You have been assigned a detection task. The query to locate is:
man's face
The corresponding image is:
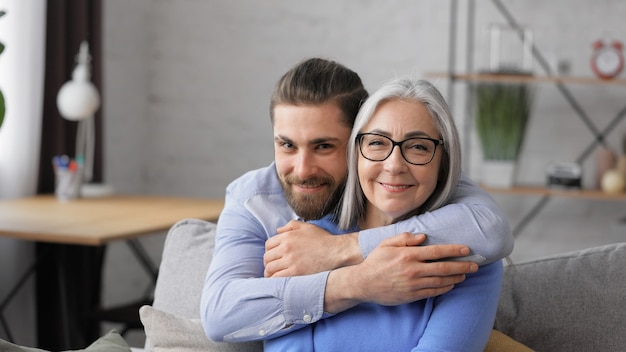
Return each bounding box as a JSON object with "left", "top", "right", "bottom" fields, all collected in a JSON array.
[{"left": 273, "top": 103, "right": 351, "bottom": 220}]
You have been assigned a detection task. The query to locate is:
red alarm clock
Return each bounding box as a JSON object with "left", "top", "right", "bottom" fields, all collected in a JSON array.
[{"left": 591, "top": 39, "right": 624, "bottom": 79}]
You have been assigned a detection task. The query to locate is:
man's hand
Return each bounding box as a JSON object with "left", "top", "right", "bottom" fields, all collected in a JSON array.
[
  {"left": 264, "top": 220, "right": 362, "bottom": 277},
  {"left": 324, "top": 233, "right": 478, "bottom": 314}
]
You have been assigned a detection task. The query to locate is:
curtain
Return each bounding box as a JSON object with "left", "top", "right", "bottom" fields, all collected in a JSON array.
[
  {"left": 36, "top": 1, "right": 104, "bottom": 349},
  {"left": 37, "top": 0, "right": 103, "bottom": 194},
  {"left": 0, "top": 0, "right": 47, "bottom": 346}
]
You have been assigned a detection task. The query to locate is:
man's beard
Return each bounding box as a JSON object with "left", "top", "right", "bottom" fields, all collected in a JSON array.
[{"left": 281, "top": 174, "right": 346, "bottom": 221}]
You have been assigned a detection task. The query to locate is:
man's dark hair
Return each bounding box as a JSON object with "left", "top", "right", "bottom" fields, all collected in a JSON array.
[{"left": 269, "top": 58, "right": 369, "bottom": 128}]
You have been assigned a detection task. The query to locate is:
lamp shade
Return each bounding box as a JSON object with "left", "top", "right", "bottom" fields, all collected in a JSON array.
[{"left": 56, "top": 41, "right": 100, "bottom": 121}]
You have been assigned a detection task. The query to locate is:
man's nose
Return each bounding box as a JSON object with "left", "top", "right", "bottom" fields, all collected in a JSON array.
[{"left": 294, "top": 152, "right": 317, "bottom": 178}]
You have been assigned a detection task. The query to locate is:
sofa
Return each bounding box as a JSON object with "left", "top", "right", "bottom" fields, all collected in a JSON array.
[{"left": 136, "top": 218, "right": 626, "bottom": 352}]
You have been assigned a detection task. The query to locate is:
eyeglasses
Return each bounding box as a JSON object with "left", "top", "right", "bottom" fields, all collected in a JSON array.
[{"left": 357, "top": 133, "right": 444, "bottom": 166}]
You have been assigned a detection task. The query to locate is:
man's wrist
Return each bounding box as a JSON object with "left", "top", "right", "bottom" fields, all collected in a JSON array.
[
  {"left": 335, "top": 232, "right": 363, "bottom": 267},
  {"left": 323, "top": 265, "right": 362, "bottom": 314}
]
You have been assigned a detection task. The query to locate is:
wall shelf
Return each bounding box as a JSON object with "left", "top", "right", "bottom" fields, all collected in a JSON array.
[
  {"left": 426, "top": 72, "right": 626, "bottom": 86},
  {"left": 482, "top": 185, "right": 626, "bottom": 201}
]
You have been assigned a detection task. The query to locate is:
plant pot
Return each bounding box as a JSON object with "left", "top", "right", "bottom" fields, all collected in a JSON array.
[
  {"left": 481, "top": 160, "right": 516, "bottom": 188},
  {"left": 474, "top": 79, "right": 533, "bottom": 168}
]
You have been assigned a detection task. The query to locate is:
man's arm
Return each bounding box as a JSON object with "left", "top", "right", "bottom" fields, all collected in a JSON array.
[
  {"left": 201, "top": 182, "right": 475, "bottom": 342},
  {"left": 360, "top": 175, "right": 512, "bottom": 264},
  {"left": 322, "top": 233, "right": 478, "bottom": 314},
  {"left": 264, "top": 174, "right": 512, "bottom": 277}
]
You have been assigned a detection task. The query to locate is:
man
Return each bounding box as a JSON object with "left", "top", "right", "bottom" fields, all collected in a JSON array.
[{"left": 201, "top": 58, "right": 512, "bottom": 342}]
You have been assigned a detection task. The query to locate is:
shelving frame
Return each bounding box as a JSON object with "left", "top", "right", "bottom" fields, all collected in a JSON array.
[{"left": 439, "top": 0, "right": 626, "bottom": 237}]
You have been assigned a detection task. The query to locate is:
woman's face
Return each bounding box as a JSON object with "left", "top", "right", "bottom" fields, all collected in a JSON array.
[{"left": 358, "top": 99, "right": 442, "bottom": 227}]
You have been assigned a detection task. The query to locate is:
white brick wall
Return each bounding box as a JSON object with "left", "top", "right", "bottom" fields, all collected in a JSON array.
[{"left": 104, "top": 0, "right": 626, "bottom": 196}]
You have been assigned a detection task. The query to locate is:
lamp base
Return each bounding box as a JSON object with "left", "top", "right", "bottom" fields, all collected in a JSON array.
[{"left": 81, "top": 183, "right": 115, "bottom": 198}]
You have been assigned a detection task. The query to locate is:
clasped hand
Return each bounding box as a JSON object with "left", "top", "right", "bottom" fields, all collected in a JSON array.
[{"left": 264, "top": 220, "right": 477, "bottom": 308}]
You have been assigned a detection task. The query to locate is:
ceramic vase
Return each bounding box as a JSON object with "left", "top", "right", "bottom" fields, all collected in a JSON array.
[{"left": 481, "top": 160, "right": 516, "bottom": 188}]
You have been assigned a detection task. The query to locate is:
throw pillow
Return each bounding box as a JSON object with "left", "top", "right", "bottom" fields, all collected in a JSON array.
[
  {"left": 139, "top": 305, "right": 262, "bottom": 352},
  {"left": 0, "top": 330, "right": 131, "bottom": 352},
  {"left": 484, "top": 329, "right": 534, "bottom": 352}
]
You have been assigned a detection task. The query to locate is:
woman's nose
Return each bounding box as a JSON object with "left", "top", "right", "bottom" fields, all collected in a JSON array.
[{"left": 383, "top": 146, "right": 408, "bottom": 174}]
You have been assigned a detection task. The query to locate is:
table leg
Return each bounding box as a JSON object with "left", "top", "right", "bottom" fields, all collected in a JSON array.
[
  {"left": 35, "top": 243, "right": 105, "bottom": 350},
  {"left": 0, "top": 246, "right": 46, "bottom": 342}
]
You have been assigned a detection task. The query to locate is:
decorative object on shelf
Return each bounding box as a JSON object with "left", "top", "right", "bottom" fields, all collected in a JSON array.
[
  {"left": 617, "top": 134, "right": 626, "bottom": 180},
  {"left": 594, "top": 146, "right": 616, "bottom": 190},
  {"left": 487, "top": 24, "right": 533, "bottom": 75},
  {"left": 590, "top": 39, "right": 624, "bottom": 80},
  {"left": 474, "top": 76, "right": 534, "bottom": 188},
  {"left": 0, "top": 10, "right": 6, "bottom": 130},
  {"left": 600, "top": 169, "right": 625, "bottom": 194},
  {"left": 545, "top": 161, "right": 582, "bottom": 189},
  {"left": 56, "top": 41, "right": 101, "bottom": 199}
]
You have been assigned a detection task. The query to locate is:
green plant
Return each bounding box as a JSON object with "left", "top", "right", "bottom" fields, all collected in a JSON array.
[
  {"left": 474, "top": 80, "right": 533, "bottom": 161},
  {"left": 0, "top": 10, "right": 5, "bottom": 130}
]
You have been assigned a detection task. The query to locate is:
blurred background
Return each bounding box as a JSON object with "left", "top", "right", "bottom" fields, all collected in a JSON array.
[{"left": 1, "top": 0, "right": 625, "bottom": 347}]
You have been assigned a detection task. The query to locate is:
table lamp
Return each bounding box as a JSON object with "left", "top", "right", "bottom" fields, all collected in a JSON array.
[{"left": 56, "top": 41, "right": 113, "bottom": 197}]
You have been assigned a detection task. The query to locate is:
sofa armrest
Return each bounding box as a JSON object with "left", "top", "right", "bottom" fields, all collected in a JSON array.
[{"left": 495, "top": 242, "right": 626, "bottom": 351}]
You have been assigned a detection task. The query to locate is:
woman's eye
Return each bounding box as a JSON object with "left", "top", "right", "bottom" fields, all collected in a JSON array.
[{"left": 407, "top": 141, "right": 429, "bottom": 152}]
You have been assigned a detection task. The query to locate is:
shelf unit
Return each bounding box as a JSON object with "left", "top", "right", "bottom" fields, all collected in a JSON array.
[
  {"left": 482, "top": 185, "right": 626, "bottom": 202},
  {"left": 428, "top": 72, "right": 626, "bottom": 87},
  {"left": 439, "top": 0, "right": 626, "bottom": 237}
]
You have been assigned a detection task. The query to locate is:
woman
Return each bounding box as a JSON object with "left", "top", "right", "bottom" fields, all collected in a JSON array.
[{"left": 265, "top": 77, "right": 503, "bottom": 352}]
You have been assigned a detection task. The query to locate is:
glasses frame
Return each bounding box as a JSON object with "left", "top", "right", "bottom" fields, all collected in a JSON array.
[{"left": 356, "top": 132, "right": 444, "bottom": 166}]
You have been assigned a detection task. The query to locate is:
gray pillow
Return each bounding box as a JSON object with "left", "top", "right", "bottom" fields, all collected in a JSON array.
[
  {"left": 495, "top": 242, "right": 626, "bottom": 351},
  {"left": 152, "top": 218, "right": 217, "bottom": 318},
  {"left": 0, "top": 330, "right": 131, "bottom": 352},
  {"left": 139, "top": 305, "right": 262, "bottom": 352}
]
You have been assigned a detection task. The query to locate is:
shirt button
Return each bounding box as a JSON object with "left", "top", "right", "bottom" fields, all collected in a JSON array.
[
  {"left": 259, "top": 329, "right": 266, "bottom": 336},
  {"left": 303, "top": 314, "right": 312, "bottom": 323}
]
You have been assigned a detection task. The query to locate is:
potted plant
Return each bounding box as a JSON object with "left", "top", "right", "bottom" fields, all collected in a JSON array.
[
  {"left": 0, "top": 10, "right": 6, "bottom": 130},
  {"left": 474, "top": 77, "right": 533, "bottom": 187}
]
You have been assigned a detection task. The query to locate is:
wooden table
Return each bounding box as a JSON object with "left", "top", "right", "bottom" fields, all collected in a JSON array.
[
  {"left": 0, "top": 194, "right": 224, "bottom": 245},
  {"left": 0, "top": 194, "right": 224, "bottom": 349}
]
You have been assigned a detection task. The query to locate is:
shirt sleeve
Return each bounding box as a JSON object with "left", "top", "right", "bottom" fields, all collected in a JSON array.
[
  {"left": 411, "top": 260, "right": 504, "bottom": 352},
  {"left": 358, "top": 174, "right": 513, "bottom": 265},
  {"left": 200, "top": 188, "right": 329, "bottom": 342}
]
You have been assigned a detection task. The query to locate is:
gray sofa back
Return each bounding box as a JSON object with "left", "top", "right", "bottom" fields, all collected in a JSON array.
[
  {"left": 495, "top": 242, "right": 626, "bottom": 351},
  {"left": 151, "top": 218, "right": 626, "bottom": 352}
]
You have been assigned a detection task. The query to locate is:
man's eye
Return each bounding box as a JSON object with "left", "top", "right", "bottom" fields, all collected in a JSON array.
[
  {"left": 279, "top": 142, "right": 295, "bottom": 150},
  {"left": 316, "top": 143, "right": 334, "bottom": 150}
]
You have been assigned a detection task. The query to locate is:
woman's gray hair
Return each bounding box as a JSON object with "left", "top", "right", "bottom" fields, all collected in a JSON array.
[{"left": 338, "top": 77, "right": 462, "bottom": 230}]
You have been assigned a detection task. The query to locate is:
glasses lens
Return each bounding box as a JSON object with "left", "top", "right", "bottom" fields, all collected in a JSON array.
[
  {"left": 359, "top": 134, "right": 392, "bottom": 161},
  {"left": 402, "top": 138, "right": 436, "bottom": 164}
]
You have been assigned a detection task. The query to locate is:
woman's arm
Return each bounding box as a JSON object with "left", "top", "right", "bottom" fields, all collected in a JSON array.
[{"left": 411, "top": 260, "right": 504, "bottom": 352}]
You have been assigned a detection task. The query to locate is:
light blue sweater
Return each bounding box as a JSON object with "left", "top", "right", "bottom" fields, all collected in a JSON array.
[{"left": 264, "top": 215, "right": 503, "bottom": 352}]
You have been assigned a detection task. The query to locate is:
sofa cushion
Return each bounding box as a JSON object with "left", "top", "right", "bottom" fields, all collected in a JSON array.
[
  {"left": 152, "top": 218, "right": 217, "bottom": 318},
  {"left": 144, "top": 219, "right": 262, "bottom": 352},
  {"left": 0, "top": 330, "right": 131, "bottom": 352},
  {"left": 140, "top": 305, "right": 262, "bottom": 352},
  {"left": 494, "top": 242, "right": 626, "bottom": 351}
]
